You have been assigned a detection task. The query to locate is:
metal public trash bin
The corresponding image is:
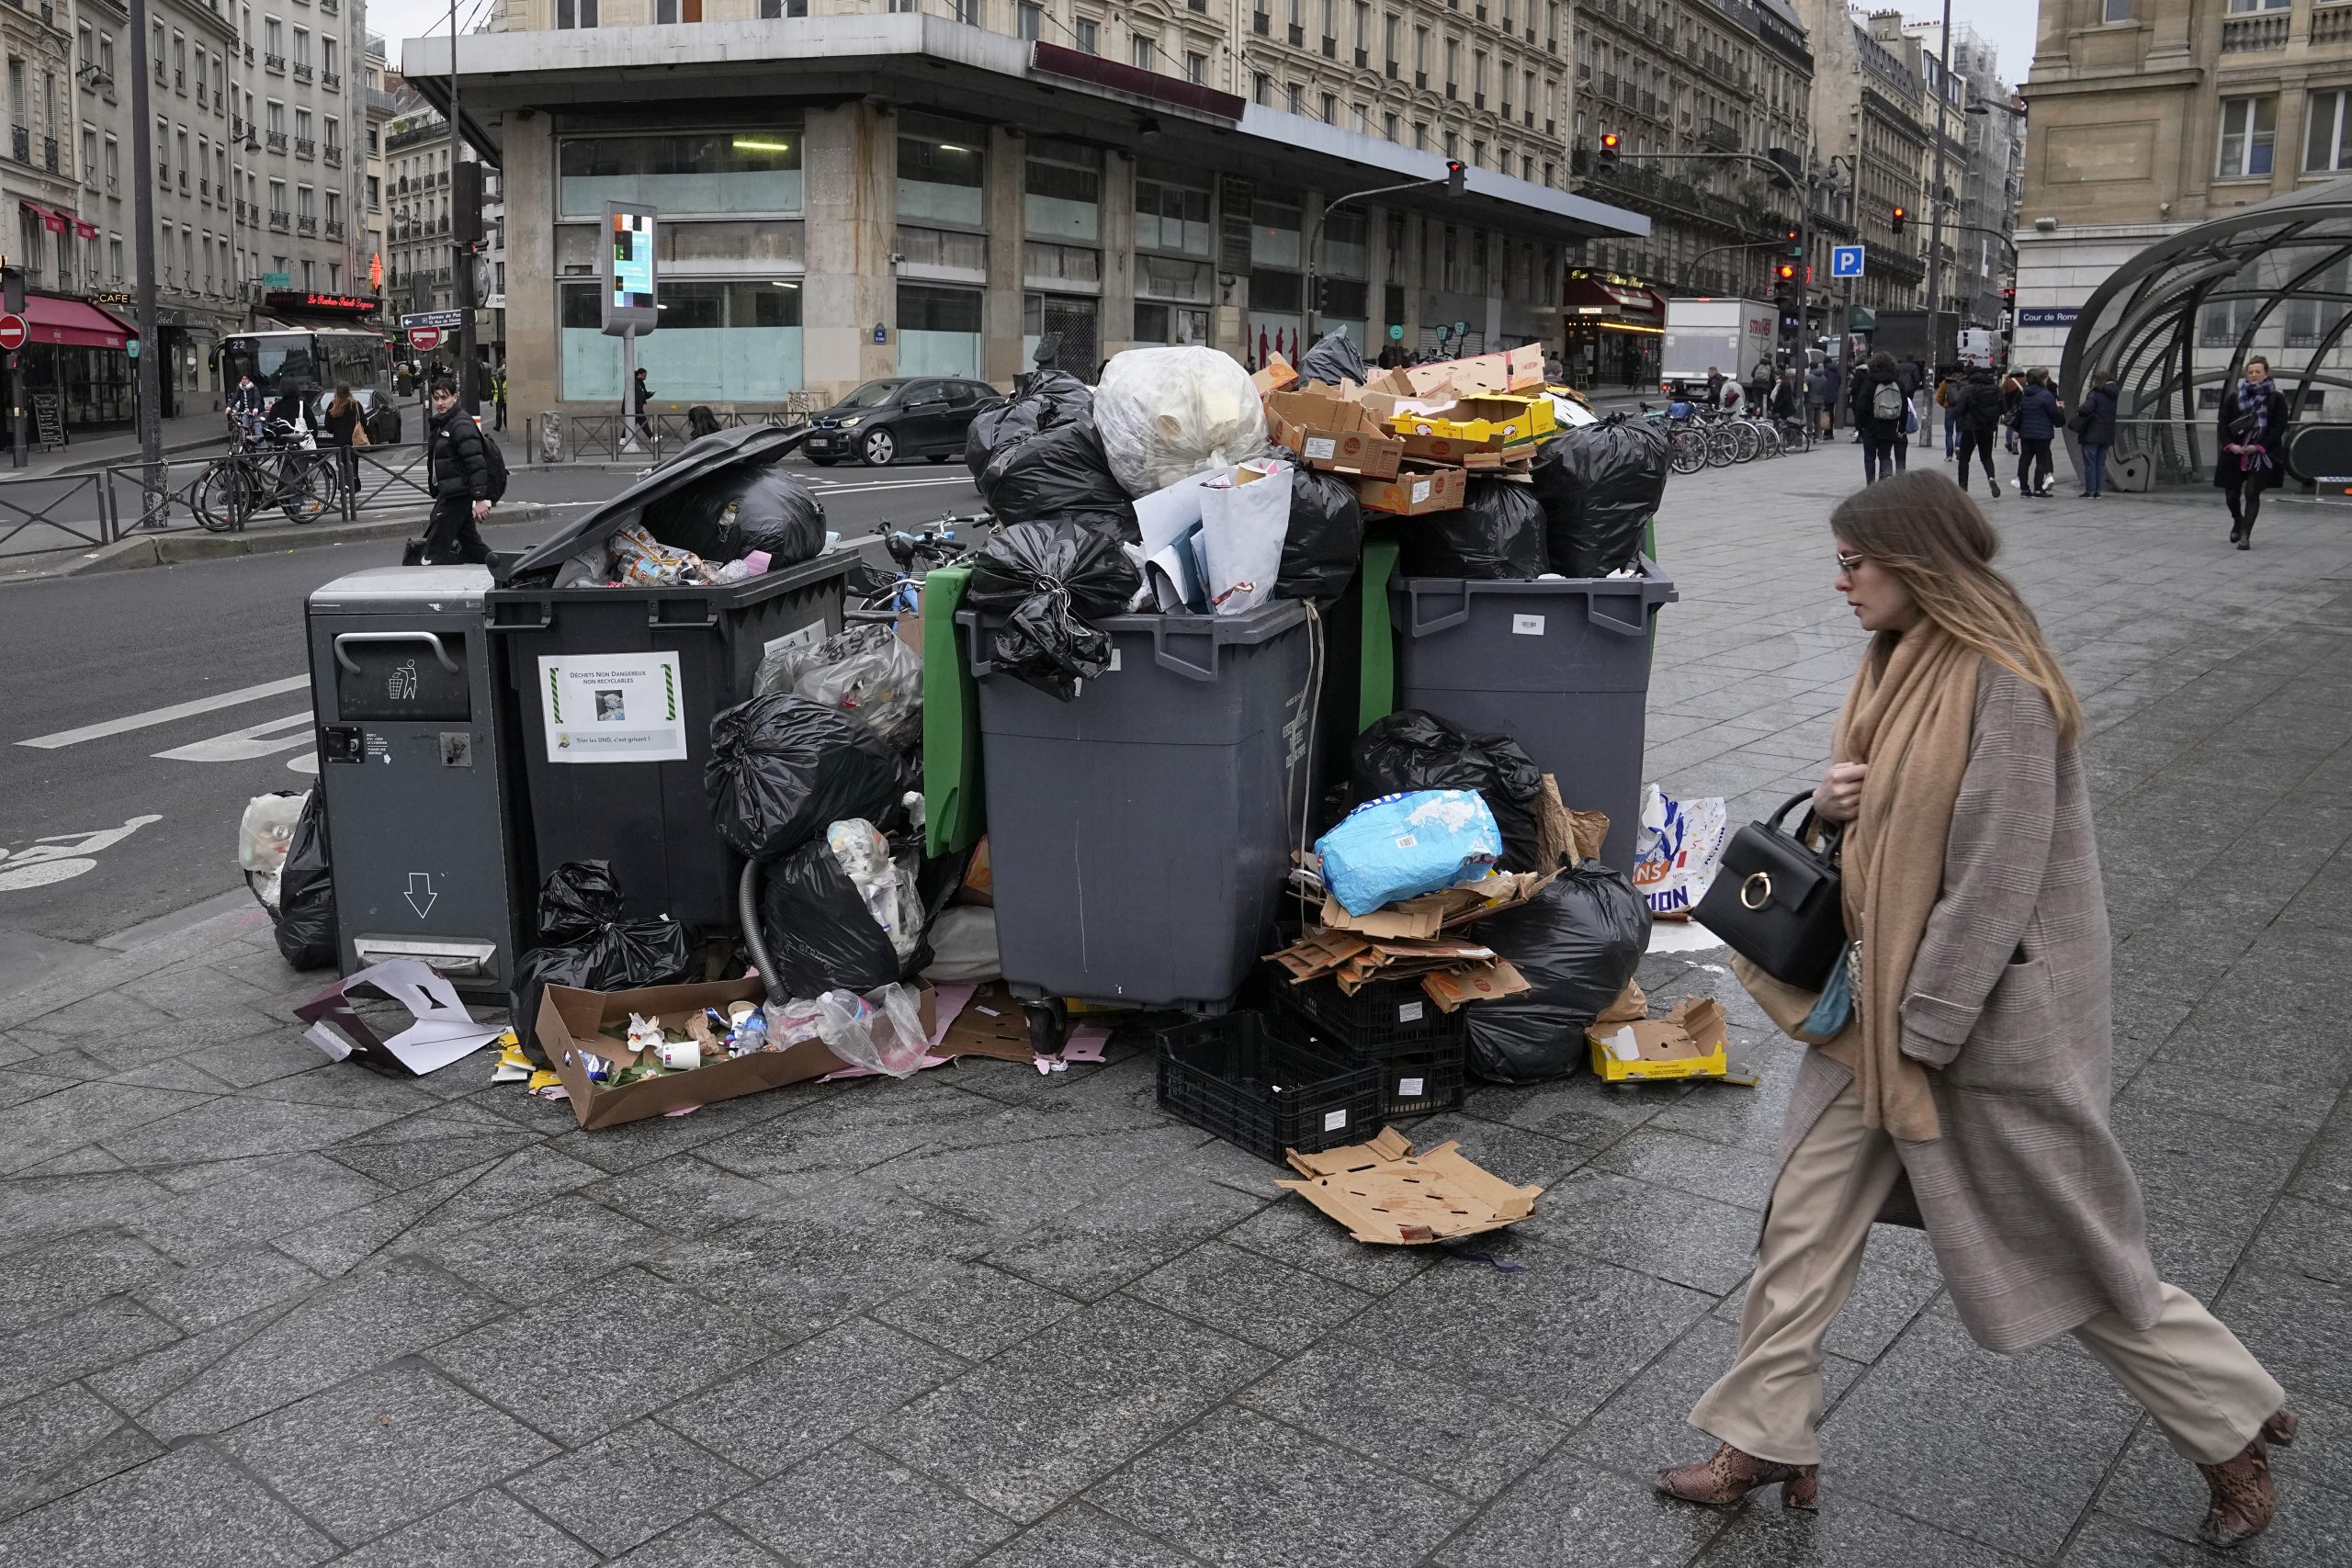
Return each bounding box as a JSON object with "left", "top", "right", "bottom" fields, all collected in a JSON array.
[
  {"left": 489, "top": 551, "right": 855, "bottom": 934},
  {"left": 1388, "top": 561, "right": 1677, "bottom": 874},
  {"left": 958, "top": 602, "right": 1318, "bottom": 1051},
  {"left": 304, "top": 566, "right": 526, "bottom": 995}
]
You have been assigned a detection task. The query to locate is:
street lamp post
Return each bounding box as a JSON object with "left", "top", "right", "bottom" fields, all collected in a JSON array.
[
  {"left": 448, "top": 0, "right": 478, "bottom": 416},
  {"left": 130, "top": 0, "right": 164, "bottom": 473}
]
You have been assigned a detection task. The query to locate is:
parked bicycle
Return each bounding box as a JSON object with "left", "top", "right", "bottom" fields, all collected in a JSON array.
[
  {"left": 851, "top": 512, "right": 985, "bottom": 614},
  {"left": 191, "top": 415, "right": 340, "bottom": 532}
]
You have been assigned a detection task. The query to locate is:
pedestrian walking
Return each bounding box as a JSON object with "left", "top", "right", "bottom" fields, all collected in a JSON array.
[
  {"left": 1854, "top": 352, "right": 1907, "bottom": 483},
  {"left": 2015, "top": 368, "right": 2063, "bottom": 498},
  {"left": 421, "top": 375, "right": 493, "bottom": 566},
  {"left": 2075, "top": 368, "right": 2119, "bottom": 498},
  {"left": 631, "top": 367, "right": 653, "bottom": 444},
  {"left": 1950, "top": 367, "right": 2003, "bottom": 499},
  {"left": 1999, "top": 368, "right": 2025, "bottom": 454},
  {"left": 2217, "top": 356, "right": 2289, "bottom": 549},
  {"left": 1937, "top": 368, "right": 1962, "bottom": 459},
  {"left": 322, "top": 381, "right": 366, "bottom": 494},
  {"left": 1657, "top": 469, "right": 2295, "bottom": 1552},
  {"left": 493, "top": 365, "right": 509, "bottom": 431}
]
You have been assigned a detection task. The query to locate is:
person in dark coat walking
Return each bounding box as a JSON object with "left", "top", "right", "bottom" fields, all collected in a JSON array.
[
  {"left": 2216, "top": 356, "right": 2290, "bottom": 548},
  {"left": 1853, "top": 352, "right": 1909, "bottom": 483},
  {"left": 1950, "top": 367, "right": 2004, "bottom": 500},
  {"left": 2014, "top": 369, "right": 2064, "bottom": 498},
  {"left": 1999, "top": 370, "right": 2025, "bottom": 454},
  {"left": 2075, "top": 370, "right": 2120, "bottom": 498},
  {"left": 422, "top": 376, "right": 492, "bottom": 565}
]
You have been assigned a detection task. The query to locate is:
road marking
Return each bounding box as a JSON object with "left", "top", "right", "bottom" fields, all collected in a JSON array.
[
  {"left": 153, "top": 710, "right": 313, "bottom": 763},
  {"left": 807, "top": 476, "right": 983, "bottom": 498},
  {"left": 18, "top": 674, "right": 309, "bottom": 750},
  {"left": 0, "top": 815, "right": 163, "bottom": 892}
]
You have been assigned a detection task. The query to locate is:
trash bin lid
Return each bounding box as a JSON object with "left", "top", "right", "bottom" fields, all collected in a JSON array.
[
  {"left": 500, "top": 423, "right": 804, "bottom": 582},
  {"left": 309, "top": 565, "right": 494, "bottom": 609}
]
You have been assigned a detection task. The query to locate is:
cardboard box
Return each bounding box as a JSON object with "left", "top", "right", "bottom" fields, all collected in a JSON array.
[
  {"left": 1309, "top": 869, "right": 1556, "bottom": 942},
  {"left": 1365, "top": 344, "right": 1545, "bottom": 401},
  {"left": 1354, "top": 465, "right": 1468, "bottom": 516},
  {"left": 1377, "top": 394, "right": 1557, "bottom": 461},
  {"left": 1586, "top": 997, "right": 1758, "bottom": 1085},
  {"left": 1278, "top": 1128, "right": 1542, "bottom": 1245},
  {"left": 1420, "top": 959, "right": 1531, "bottom": 1012},
  {"left": 1262, "top": 384, "right": 1405, "bottom": 479},
  {"left": 1250, "top": 350, "right": 1298, "bottom": 395}
]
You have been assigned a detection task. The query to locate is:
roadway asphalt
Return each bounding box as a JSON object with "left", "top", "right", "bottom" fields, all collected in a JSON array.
[{"left": 0, "top": 456, "right": 983, "bottom": 993}]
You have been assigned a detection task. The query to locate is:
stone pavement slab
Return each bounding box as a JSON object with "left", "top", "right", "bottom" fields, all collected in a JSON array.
[{"left": 2, "top": 453, "right": 2350, "bottom": 1562}]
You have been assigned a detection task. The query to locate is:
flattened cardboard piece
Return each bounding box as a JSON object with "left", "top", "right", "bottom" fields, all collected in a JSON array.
[
  {"left": 1250, "top": 351, "right": 1298, "bottom": 396},
  {"left": 939, "top": 984, "right": 1035, "bottom": 1064},
  {"left": 1419, "top": 959, "right": 1531, "bottom": 1012},
  {"left": 1353, "top": 464, "right": 1468, "bottom": 516},
  {"left": 1277, "top": 1128, "right": 1543, "bottom": 1246},
  {"left": 296, "top": 960, "right": 507, "bottom": 1076},
  {"left": 1309, "top": 869, "right": 1556, "bottom": 941},
  {"left": 1263, "top": 385, "right": 1406, "bottom": 479},
  {"left": 1532, "top": 776, "right": 1610, "bottom": 872},
  {"left": 537, "top": 980, "right": 937, "bottom": 1130}
]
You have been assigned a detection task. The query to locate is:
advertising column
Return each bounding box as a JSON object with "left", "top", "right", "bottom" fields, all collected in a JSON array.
[{"left": 601, "top": 202, "right": 658, "bottom": 453}]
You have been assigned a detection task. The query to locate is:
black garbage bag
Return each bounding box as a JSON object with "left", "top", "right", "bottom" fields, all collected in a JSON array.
[
  {"left": 273, "top": 789, "right": 337, "bottom": 970},
  {"left": 641, "top": 457, "right": 827, "bottom": 566},
  {"left": 705, "top": 694, "right": 913, "bottom": 862},
  {"left": 509, "top": 861, "right": 695, "bottom": 1064},
  {"left": 1395, "top": 477, "right": 1547, "bottom": 580},
  {"left": 1351, "top": 709, "right": 1546, "bottom": 872},
  {"left": 1297, "top": 328, "right": 1370, "bottom": 387},
  {"left": 757, "top": 836, "right": 930, "bottom": 997},
  {"left": 1529, "top": 416, "right": 1670, "bottom": 579},
  {"left": 965, "top": 369, "right": 1093, "bottom": 477},
  {"left": 1273, "top": 456, "right": 1363, "bottom": 601},
  {"left": 977, "top": 420, "right": 1139, "bottom": 540},
  {"left": 964, "top": 520, "right": 1141, "bottom": 702},
  {"left": 1464, "top": 862, "right": 1652, "bottom": 1084}
]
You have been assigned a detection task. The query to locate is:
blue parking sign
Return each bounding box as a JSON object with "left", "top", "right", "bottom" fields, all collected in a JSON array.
[{"left": 1830, "top": 245, "right": 1866, "bottom": 279}]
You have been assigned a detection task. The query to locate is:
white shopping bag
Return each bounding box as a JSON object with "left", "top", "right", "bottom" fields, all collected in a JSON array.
[{"left": 1197, "top": 460, "right": 1294, "bottom": 615}]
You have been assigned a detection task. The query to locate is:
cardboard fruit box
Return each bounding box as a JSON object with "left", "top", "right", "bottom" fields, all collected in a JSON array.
[
  {"left": 1262, "top": 384, "right": 1405, "bottom": 479},
  {"left": 536, "top": 977, "right": 935, "bottom": 1131},
  {"left": 1364, "top": 344, "right": 1546, "bottom": 401},
  {"left": 1353, "top": 464, "right": 1468, "bottom": 516},
  {"left": 1378, "top": 393, "right": 1557, "bottom": 462}
]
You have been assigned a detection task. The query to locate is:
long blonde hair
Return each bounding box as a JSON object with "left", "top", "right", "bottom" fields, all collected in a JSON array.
[{"left": 1831, "top": 470, "right": 2084, "bottom": 742}]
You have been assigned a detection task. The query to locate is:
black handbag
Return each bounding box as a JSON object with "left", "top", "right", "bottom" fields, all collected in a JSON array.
[{"left": 1694, "top": 790, "right": 1848, "bottom": 990}]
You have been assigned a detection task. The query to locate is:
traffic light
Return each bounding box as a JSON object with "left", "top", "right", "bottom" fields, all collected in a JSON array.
[
  {"left": 1597, "top": 131, "right": 1620, "bottom": 175},
  {"left": 1783, "top": 227, "right": 1804, "bottom": 259},
  {"left": 1775, "top": 263, "right": 1797, "bottom": 284},
  {"left": 1891, "top": 204, "right": 1907, "bottom": 235},
  {"left": 452, "top": 159, "right": 484, "bottom": 247},
  {"left": 1, "top": 264, "right": 20, "bottom": 315},
  {"left": 1445, "top": 158, "right": 1466, "bottom": 197}
]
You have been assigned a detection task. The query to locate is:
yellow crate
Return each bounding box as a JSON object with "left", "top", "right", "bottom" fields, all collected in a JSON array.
[
  {"left": 1588, "top": 1034, "right": 1736, "bottom": 1083},
  {"left": 1384, "top": 394, "right": 1557, "bottom": 448}
]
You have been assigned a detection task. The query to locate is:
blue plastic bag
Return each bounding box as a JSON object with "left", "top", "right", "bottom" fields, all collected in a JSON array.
[{"left": 1317, "top": 789, "right": 1503, "bottom": 917}]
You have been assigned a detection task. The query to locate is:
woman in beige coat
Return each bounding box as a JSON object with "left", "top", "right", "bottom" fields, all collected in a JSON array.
[{"left": 1656, "top": 469, "right": 2294, "bottom": 1549}]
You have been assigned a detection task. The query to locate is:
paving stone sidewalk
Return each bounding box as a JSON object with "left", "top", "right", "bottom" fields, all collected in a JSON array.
[{"left": 3, "top": 450, "right": 2349, "bottom": 1567}]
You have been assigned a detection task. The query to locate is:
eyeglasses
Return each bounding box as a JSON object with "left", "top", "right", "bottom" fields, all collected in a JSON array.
[{"left": 1835, "top": 551, "right": 1865, "bottom": 573}]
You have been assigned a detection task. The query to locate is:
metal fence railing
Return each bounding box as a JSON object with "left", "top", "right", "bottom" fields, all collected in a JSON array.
[
  {"left": 539, "top": 406, "right": 808, "bottom": 466},
  {"left": 90, "top": 443, "right": 447, "bottom": 547},
  {"left": 0, "top": 470, "right": 114, "bottom": 555}
]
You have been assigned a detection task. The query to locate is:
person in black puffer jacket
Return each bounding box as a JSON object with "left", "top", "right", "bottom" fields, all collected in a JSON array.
[
  {"left": 2014, "top": 369, "right": 2064, "bottom": 501},
  {"left": 422, "top": 376, "right": 492, "bottom": 565},
  {"left": 1951, "top": 367, "right": 2004, "bottom": 501},
  {"left": 2076, "top": 370, "right": 2120, "bottom": 499}
]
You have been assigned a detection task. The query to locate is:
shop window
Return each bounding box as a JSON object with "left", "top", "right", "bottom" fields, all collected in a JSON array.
[
  {"left": 1135, "top": 300, "right": 1209, "bottom": 345},
  {"left": 560, "top": 278, "right": 803, "bottom": 400},
  {"left": 899, "top": 112, "right": 985, "bottom": 227},
  {"left": 1251, "top": 199, "right": 1302, "bottom": 269},
  {"left": 558, "top": 130, "right": 800, "bottom": 219},
  {"left": 899, "top": 281, "right": 984, "bottom": 377},
  {"left": 1135, "top": 176, "right": 1211, "bottom": 256},
  {"left": 1024, "top": 139, "right": 1102, "bottom": 243}
]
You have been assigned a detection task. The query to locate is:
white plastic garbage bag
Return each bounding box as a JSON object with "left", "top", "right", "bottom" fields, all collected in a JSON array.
[
  {"left": 237, "top": 790, "right": 309, "bottom": 913},
  {"left": 814, "top": 982, "right": 931, "bottom": 1077},
  {"left": 1094, "top": 346, "right": 1270, "bottom": 496},
  {"left": 920, "top": 906, "right": 1001, "bottom": 984},
  {"left": 1633, "top": 784, "right": 1729, "bottom": 919}
]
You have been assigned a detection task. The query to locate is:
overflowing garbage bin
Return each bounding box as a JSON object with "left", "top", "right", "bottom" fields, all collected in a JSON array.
[{"left": 958, "top": 600, "right": 1320, "bottom": 1050}]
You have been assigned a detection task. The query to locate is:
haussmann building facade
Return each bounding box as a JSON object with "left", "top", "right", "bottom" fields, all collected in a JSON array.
[{"left": 399, "top": 6, "right": 1649, "bottom": 433}]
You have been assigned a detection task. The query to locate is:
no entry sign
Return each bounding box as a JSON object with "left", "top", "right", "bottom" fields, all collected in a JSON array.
[
  {"left": 0, "top": 314, "right": 26, "bottom": 352},
  {"left": 407, "top": 325, "right": 444, "bottom": 352}
]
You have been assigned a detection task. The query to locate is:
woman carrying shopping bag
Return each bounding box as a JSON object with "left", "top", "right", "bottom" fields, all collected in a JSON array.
[
  {"left": 1657, "top": 470, "right": 2294, "bottom": 1551},
  {"left": 2217, "top": 356, "right": 2290, "bottom": 549}
]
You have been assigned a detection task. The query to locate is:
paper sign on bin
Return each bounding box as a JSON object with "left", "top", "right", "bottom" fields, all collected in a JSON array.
[{"left": 537, "top": 651, "right": 689, "bottom": 763}]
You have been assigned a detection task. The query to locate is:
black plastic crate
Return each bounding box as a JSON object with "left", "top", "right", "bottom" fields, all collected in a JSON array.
[
  {"left": 1157, "top": 1012, "right": 1384, "bottom": 1165},
  {"left": 1274, "top": 973, "right": 1467, "bottom": 1055}
]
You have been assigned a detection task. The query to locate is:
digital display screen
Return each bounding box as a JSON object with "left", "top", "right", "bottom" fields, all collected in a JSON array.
[{"left": 610, "top": 212, "right": 654, "bottom": 311}]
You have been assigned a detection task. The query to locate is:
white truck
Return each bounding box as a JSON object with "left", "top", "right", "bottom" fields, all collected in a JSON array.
[{"left": 1661, "top": 298, "right": 1779, "bottom": 400}]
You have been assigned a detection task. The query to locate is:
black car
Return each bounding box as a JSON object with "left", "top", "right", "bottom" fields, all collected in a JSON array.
[{"left": 803, "top": 377, "right": 999, "bottom": 467}]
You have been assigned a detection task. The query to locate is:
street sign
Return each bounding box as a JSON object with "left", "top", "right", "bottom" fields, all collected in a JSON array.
[
  {"left": 1388, "top": 323, "right": 1404, "bottom": 342},
  {"left": 1829, "top": 245, "right": 1865, "bottom": 279},
  {"left": 401, "top": 310, "right": 464, "bottom": 332},
  {"left": 1453, "top": 319, "right": 1469, "bottom": 336},
  {"left": 263, "top": 271, "right": 291, "bottom": 290},
  {"left": 0, "top": 314, "right": 24, "bottom": 352},
  {"left": 126, "top": 338, "right": 141, "bottom": 359},
  {"left": 407, "top": 326, "right": 445, "bottom": 352}
]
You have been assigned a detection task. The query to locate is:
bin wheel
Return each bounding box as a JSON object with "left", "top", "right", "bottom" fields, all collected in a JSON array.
[{"left": 1024, "top": 998, "right": 1069, "bottom": 1058}]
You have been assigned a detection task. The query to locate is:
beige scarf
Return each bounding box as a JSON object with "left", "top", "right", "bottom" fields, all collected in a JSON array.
[{"left": 1817, "top": 624, "right": 1981, "bottom": 1144}]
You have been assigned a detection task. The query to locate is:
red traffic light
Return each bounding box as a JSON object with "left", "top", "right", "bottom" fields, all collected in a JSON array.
[
  {"left": 1600, "top": 132, "right": 1620, "bottom": 151},
  {"left": 1444, "top": 158, "right": 1466, "bottom": 196},
  {"left": 1891, "top": 204, "right": 1907, "bottom": 234},
  {"left": 1775, "top": 264, "right": 1797, "bottom": 281}
]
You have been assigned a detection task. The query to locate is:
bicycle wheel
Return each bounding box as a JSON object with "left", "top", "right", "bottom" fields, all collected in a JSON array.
[
  {"left": 1754, "top": 421, "right": 1784, "bottom": 459},
  {"left": 1705, "top": 426, "right": 1740, "bottom": 468},
  {"left": 276, "top": 454, "right": 337, "bottom": 525},
  {"left": 1669, "top": 429, "right": 1706, "bottom": 476},
  {"left": 191, "top": 458, "right": 257, "bottom": 533},
  {"left": 1728, "top": 421, "right": 1760, "bottom": 464}
]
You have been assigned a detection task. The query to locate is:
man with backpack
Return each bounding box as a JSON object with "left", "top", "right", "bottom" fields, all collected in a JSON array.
[
  {"left": 421, "top": 375, "right": 505, "bottom": 564},
  {"left": 1950, "top": 367, "right": 2005, "bottom": 500},
  {"left": 1854, "top": 351, "right": 1910, "bottom": 483}
]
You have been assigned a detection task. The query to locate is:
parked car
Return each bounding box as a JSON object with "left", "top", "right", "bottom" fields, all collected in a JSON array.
[{"left": 803, "top": 377, "right": 1000, "bottom": 466}]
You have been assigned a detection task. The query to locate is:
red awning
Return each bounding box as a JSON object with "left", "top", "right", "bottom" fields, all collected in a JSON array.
[
  {"left": 1565, "top": 276, "right": 1665, "bottom": 320},
  {"left": 23, "top": 296, "right": 134, "bottom": 351}
]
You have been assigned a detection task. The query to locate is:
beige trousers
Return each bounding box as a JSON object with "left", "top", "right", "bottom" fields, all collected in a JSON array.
[{"left": 1690, "top": 1077, "right": 2284, "bottom": 1467}]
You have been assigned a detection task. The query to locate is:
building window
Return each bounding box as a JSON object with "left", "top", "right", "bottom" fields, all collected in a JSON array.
[
  {"left": 1017, "top": 3, "right": 1041, "bottom": 39},
  {"left": 555, "top": 0, "right": 599, "bottom": 28},
  {"left": 2223, "top": 0, "right": 2287, "bottom": 11},
  {"left": 558, "top": 129, "right": 803, "bottom": 218},
  {"left": 898, "top": 112, "right": 986, "bottom": 226},
  {"left": 1025, "top": 139, "right": 1102, "bottom": 243},
  {"left": 897, "top": 282, "right": 984, "bottom": 378},
  {"left": 956, "top": 0, "right": 983, "bottom": 22},
  {"left": 1074, "top": 17, "right": 1098, "bottom": 52},
  {"left": 1133, "top": 35, "right": 1155, "bottom": 70},
  {"left": 1254, "top": 73, "right": 1270, "bottom": 106},
  {"left": 1135, "top": 300, "right": 1210, "bottom": 344},
  {"left": 2218, "top": 96, "right": 2277, "bottom": 178},
  {"left": 1136, "top": 175, "right": 1211, "bottom": 256},
  {"left": 2309, "top": 90, "right": 2352, "bottom": 173},
  {"left": 1186, "top": 51, "right": 1206, "bottom": 83},
  {"left": 656, "top": 0, "right": 707, "bottom": 19}
]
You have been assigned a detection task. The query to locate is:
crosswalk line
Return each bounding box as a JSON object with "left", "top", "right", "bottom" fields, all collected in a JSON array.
[
  {"left": 19, "top": 674, "right": 310, "bottom": 750},
  {"left": 153, "top": 711, "right": 314, "bottom": 763}
]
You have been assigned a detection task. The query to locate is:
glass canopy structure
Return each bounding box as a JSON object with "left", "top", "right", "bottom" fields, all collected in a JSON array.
[{"left": 2064, "top": 175, "right": 2352, "bottom": 488}]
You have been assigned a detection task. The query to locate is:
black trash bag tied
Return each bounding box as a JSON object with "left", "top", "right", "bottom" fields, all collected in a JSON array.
[
  {"left": 964, "top": 520, "right": 1143, "bottom": 702},
  {"left": 704, "top": 694, "right": 914, "bottom": 863},
  {"left": 1396, "top": 476, "right": 1548, "bottom": 580},
  {"left": 965, "top": 369, "right": 1094, "bottom": 477},
  {"left": 756, "top": 833, "right": 932, "bottom": 998},
  {"left": 1464, "top": 862, "right": 1652, "bottom": 1084},
  {"left": 977, "top": 420, "right": 1139, "bottom": 540},
  {"left": 1272, "top": 451, "right": 1364, "bottom": 602},
  {"left": 639, "top": 457, "right": 827, "bottom": 568},
  {"left": 509, "top": 861, "right": 695, "bottom": 1066},
  {"left": 273, "top": 787, "right": 337, "bottom": 971},
  {"left": 1351, "top": 709, "right": 1546, "bottom": 873},
  {"left": 1529, "top": 416, "right": 1670, "bottom": 579},
  {"left": 1297, "top": 328, "right": 1371, "bottom": 388}
]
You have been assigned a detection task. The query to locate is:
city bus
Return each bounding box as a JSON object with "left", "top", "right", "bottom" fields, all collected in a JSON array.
[{"left": 217, "top": 328, "right": 402, "bottom": 443}]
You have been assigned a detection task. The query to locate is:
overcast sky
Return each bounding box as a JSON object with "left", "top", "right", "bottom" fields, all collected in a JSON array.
[{"left": 366, "top": 0, "right": 2049, "bottom": 89}]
